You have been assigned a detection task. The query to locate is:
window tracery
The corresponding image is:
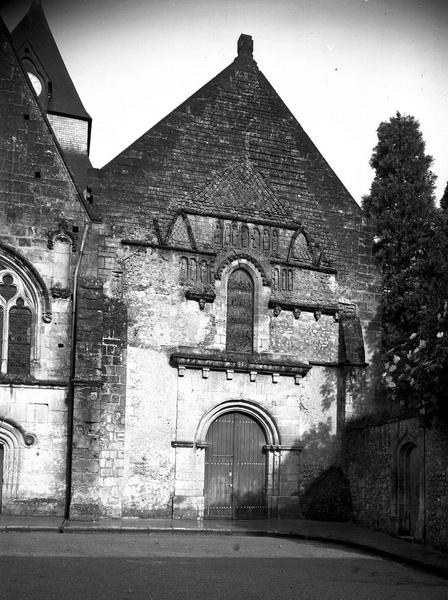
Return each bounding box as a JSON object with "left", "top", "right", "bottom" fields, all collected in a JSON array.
[{"left": 0, "top": 269, "right": 34, "bottom": 376}]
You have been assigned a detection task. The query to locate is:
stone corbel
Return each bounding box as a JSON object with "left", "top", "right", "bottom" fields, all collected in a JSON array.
[
  {"left": 273, "top": 304, "right": 281, "bottom": 317},
  {"left": 50, "top": 287, "right": 71, "bottom": 299},
  {"left": 268, "top": 299, "right": 339, "bottom": 321},
  {"left": 185, "top": 290, "right": 216, "bottom": 310},
  {"left": 42, "top": 311, "right": 52, "bottom": 323}
]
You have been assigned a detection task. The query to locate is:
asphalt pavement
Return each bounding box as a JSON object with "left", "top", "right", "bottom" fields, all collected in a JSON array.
[
  {"left": 0, "top": 514, "right": 447, "bottom": 579},
  {"left": 1, "top": 531, "right": 447, "bottom": 600}
]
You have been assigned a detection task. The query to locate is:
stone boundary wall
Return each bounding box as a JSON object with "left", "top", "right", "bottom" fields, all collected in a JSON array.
[{"left": 344, "top": 415, "right": 448, "bottom": 552}]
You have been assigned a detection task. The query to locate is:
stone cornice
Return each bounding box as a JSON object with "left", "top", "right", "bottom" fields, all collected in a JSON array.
[{"left": 170, "top": 349, "right": 311, "bottom": 380}]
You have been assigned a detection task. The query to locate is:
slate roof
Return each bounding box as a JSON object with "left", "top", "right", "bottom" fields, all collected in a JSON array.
[
  {"left": 0, "top": 18, "right": 91, "bottom": 224},
  {"left": 11, "top": 0, "right": 91, "bottom": 121}
]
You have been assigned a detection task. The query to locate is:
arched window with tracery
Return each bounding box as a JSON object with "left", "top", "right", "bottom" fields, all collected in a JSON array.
[
  {"left": 226, "top": 268, "right": 254, "bottom": 353},
  {"left": 0, "top": 270, "right": 34, "bottom": 376}
]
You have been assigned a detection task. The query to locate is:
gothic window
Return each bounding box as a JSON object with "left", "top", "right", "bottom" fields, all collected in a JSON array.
[
  {"left": 281, "top": 269, "right": 287, "bottom": 291},
  {"left": 226, "top": 268, "right": 254, "bottom": 353},
  {"left": 0, "top": 271, "right": 34, "bottom": 376}
]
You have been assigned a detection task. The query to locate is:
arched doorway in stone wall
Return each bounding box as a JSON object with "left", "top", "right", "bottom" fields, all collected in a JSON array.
[
  {"left": 0, "top": 443, "right": 4, "bottom": 512},
  {"left": 398, "top": 442, "right": 420, "bottom": 536},
  {"left": 204, "top": 411, "right": 267, "bottom": 519}
]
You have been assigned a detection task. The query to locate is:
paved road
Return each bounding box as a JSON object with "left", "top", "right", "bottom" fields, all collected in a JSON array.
[{"left": 1, "top": 532, "right": 447, "bottom": 599}]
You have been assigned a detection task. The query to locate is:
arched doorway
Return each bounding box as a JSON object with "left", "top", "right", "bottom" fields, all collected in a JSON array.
[
  {"left": 0, "top": 443, "right": 3, "bottom": 512},
  {"left": 204, "top": 411, "right": 267, "bottom": 519},
  {"left": 398, "top": 443, "right": 420, "bottom": 536}
]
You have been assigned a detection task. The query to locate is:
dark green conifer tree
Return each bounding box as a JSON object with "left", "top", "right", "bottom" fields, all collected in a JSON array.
[
  {"left": 441, "top": 181, "right": 448, "bottom": 211},
  {"left": 363, "top": 112, "right": 436, "bottom": 351},
  {"left": 364, "top": 112, "right": 448, "bottom": 417}
]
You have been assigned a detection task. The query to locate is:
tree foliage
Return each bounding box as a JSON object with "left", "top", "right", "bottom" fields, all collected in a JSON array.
[
  {"left": 441, "top": 180, "right": 448, "bottom": 211},
  {"left": 363, "top": 112, "right": 448, "bottom": 418}
]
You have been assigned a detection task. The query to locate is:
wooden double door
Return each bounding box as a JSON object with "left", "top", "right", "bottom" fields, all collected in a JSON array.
[{"left": 204, "top": 412, "right": 267, "bottom": 519}]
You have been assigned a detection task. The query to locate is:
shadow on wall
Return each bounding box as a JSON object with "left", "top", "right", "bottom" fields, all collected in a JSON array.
[
  {"left": 320, "top": 367, "right": 337, "bottom": 413},
  {"left": 300, "top": 465, "right": 352, "bottom": 521},
  {"left": 280, "top": 420, "right": 352, "bottom": 521},
  {"left": 358, "top": 299, "right": 389, "bottom": 414}
]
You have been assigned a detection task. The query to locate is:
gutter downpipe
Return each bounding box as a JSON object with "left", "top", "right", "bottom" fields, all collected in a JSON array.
[{"left": 64, "top": 220, "right": 91, "bottom": 521}]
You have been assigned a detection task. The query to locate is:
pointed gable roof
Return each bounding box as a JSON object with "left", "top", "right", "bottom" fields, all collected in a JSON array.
[
  {"left": 11, "top": 0, "right": 91, "bottom": 121},
  {"left": 98, "top": 34, "right": 363, "bottom": 249},
  {"left": 0, "top": 17, "right": 91, "bottom": 218},
  {"left": 192, "top": 159, "right": 290, "bottom": 223}
]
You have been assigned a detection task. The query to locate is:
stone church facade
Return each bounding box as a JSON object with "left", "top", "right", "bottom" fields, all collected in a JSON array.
[{"left": 0, "top": 2, "right": 381, "bottom": 522}]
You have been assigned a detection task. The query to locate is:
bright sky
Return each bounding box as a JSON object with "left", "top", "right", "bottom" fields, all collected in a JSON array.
[{"left": 2, "top": 0, "right": 448, "bottom": 204}]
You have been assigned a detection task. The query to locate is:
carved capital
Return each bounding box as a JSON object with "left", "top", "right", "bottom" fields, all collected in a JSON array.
[{"left": 47, "top": 222, "right": 77, "bottom": 252}]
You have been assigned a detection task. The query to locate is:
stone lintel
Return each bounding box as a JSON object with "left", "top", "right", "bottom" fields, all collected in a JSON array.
[
  {"left": 185, "top": 290, "right": 216, "bottom": 309},
  {"left": 268, "top": 299, "right": 339, "bottom": 316}
]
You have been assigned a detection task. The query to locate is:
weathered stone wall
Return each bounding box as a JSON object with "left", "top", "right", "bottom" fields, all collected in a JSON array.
[
  {"left": 47, "top": 114, "right": 89, "bottom": 154},
  {"left": 0, "top": 386, "right": 67, "bottom": 515},
  {"left": 110, "top": 243, "right": 345, "bottom": 518},
  {"left": 70, "top": 224, "right": 127, "bottom": 519},
  {"left": 345, "top": 415, "right": 448, "bottom": 552},
  {"left": 0, "top": 22, "right": 89, "bottom": 515}
]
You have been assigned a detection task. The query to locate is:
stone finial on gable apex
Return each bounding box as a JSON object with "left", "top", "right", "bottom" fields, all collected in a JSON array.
[{"left": 237, "top": 34, "right": 253, "bottom": 59}]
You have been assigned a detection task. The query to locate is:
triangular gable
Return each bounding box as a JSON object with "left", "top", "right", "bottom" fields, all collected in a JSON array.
[
  {"left": 165, "top": 212, "right": 196, "bottom": 249},
  {"left": 290, "top": 232, "right": 312, "bottom": 263},
  {"left": 193, "top": 160, "right": 290, "bottom": 222},
  {"left": 97, "top": 35, "right": 363, "bottom": 251}
]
